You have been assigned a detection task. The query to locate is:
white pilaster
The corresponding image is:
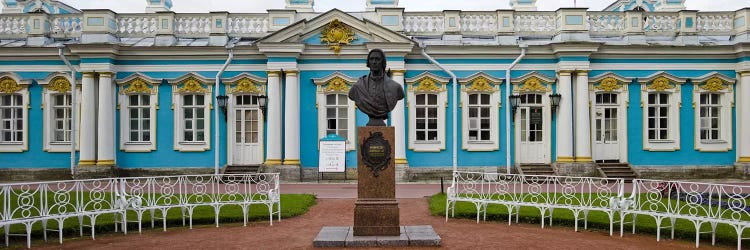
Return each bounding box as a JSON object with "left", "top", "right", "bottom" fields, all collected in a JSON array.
[
  {"left": 266, "top": 71, "right": 282, "bottom": 165},
  {"left": 96, "top": 72, "right": 115, "bottom": 166},
  {"left": 739, "top": 72, "right": 750, "bottom": 163},
  {"left": 574, "top": 71, "right": 592, "bottom": 162},
  {"left": 391, "top": 70, "right": 407, "bottom": 164},
  {"left": 556, "top": 71, "right": 574, "bottom": 163},
  {"left": 79, "top": 72, "right": 97, "bottom": 166},
  {"left": 283, "top": 70, "right": 300, "bottom": 166}
]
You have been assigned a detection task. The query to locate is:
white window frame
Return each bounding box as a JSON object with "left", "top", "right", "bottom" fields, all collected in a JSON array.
[
  {"left": 169, "top": 73, "right": 212, "bottom": 152},
  {"left": 0, "top": 73, "right": 30, "bottom": 152},
  {"left": 117, "top": 73, "right": 160, "bottom": 152},
  {"left": 313, "top": 72, "right": 357, "bottom": 151},
  {"left": 406, "top": 72, "right": 449, "bottom": 152},
  {"left": 692, "top": 73, "right": 734, "bottom": 152},
  {"left": 40, "top": 73, "right": 81, "bottom": 152},
  {"left": 640, "top": 73, "right": 683, "bottom": 151},
  {"left": 459, "top": 73, "right": 502, "bottom": 151}
]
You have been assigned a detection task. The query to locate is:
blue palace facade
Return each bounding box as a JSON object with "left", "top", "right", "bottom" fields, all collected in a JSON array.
[{"left": 1, "top": 0, "right": 749, "bottom": 181}]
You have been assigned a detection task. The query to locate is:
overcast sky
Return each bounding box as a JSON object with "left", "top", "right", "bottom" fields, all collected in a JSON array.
[{"left": 54, "top": 0, "right": 746, "bottom": 13}]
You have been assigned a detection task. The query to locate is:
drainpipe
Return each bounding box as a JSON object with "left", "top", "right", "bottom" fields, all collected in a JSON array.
[
  {"left": 215, "top": 40, "right": 237, "bottom": 175},
  {"left": 506, "top": 44, "right": 527, "bottom": 174},
  {"left": 418, "top": 43, "right": 459, "bottom": 172},
  {"left": 58, "top": 45, "right": 78, "bottom": 177}
]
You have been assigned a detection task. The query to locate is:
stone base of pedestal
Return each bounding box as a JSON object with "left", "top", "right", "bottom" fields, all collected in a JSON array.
[
  {"left": 313, "top": 226, "right": 441, "bottom": 247},
  {"left": 353, "top": 199, "right": 399, "bottom": 236}
]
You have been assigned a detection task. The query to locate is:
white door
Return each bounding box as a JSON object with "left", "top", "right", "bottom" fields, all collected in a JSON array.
[
  {"left": 593, "top": 93, "right": 620, "bottom": 162},
  {"left": 516, "top": 94, "right": 548, "bottom": 164},
  {"left": 231, "top": 95, "right": 263, "bottom": 165}
]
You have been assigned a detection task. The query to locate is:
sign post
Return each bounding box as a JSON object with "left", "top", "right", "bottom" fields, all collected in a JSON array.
[{"left": 318, "top": 134, "right": 346, "bottom": 181}]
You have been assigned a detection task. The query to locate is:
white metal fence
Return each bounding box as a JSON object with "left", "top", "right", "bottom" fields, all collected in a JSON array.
[
  {"left": 446, "top": 171, "right": 750, "bottom": 249},
  {"left": 0, "top": 173, "right": 280, "bottom": 248}
]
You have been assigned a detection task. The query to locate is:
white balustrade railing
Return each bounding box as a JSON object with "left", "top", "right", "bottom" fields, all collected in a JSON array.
[
  {"left": 174, "top": 14, "right": 212, "bottom": 37},
  {"left": 697, "top": 12, "right": 734, "bottom": 35},
  {"left": 50, "top": 14, "right": 82, "bottom": 38},
  {"left": 227, "top": 14, "right": 269, "bottom": 37},
  {"left": 0, "top": 15, "right": 28, "bottom": 37},
  {"left": 116, "top": 14, "right": 158, "bottom": 37},
  {"left": 644, "top": 12, "right": 680, "bottom": 34},
  {"left": 514, "top": 12, "right": 557, "bottom": 36},
  {"left": 1, "top": 173, "right": 280, "bottom": 248},
  {"left": 403, "top": 12, "right": 444, "bottom": 34},
  {"left": 459, "top": 12, "right": 497, "bottom": 34},
  {"left": 587, "top": 12, "right": 626, "bottom": 36}
]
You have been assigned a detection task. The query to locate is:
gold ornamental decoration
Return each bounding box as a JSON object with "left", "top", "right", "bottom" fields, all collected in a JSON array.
[
  {"left": 699, "top": 77, "right": 727, "bottom": 92},
  {"left": 323, "top": 77, "right": 350, "bottom": 93},
  {"left": 48, "top": 77, "right": 72, "bottom": 93},
  {"left": 0, "top": 77, "right": 22, "bottom": 94},
  {"left": 414, "top": 78, "right": 442, "bottom": 92},
  {"left": 647, "top": 77, "right": 674, "bottom": 91},
  {"left": 595, "top": 78, "right": 622, "bottom": 92},
  {"left": 518, "top": 78, "right": 548, "bottom": 93},
  {"left": 231, "top": 78, "right": 262, "bottom": 94},
  {"left": 123, "top": 79, "right": 152, "bottom": 94},
  {"left": 176, "top": 78, "right": 208, "bottom": 93},
  {"left": 466, "top": 77, "right": 495, "bottom": 92},
  {"left": 320, "top": 19, "right": 356, "bottom": 55}
]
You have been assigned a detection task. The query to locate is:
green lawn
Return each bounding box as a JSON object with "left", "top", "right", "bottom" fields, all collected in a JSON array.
[
  {"left": 430, "top": 193, "right": 750, "bottom": 247},
  {"left": 1, "top": 193, "right": 316, "bottom": 247}
]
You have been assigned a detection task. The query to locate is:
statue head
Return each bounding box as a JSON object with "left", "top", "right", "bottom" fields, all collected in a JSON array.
[{"left": 366, "top": 49, "right": 387, "bottom": 74}]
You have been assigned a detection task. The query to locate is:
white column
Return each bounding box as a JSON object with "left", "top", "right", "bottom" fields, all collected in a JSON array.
[
  {"left": 556, "top": 71, "right": 574, "bottom": 163},
  {"left": 391, "top": 70, "right": 407, "bottom": 165},
  {"left": 265, "top": 71, "right": 282, "bottom": 165},
  {"left": 574, "top": 71, "right": 592, "bottom": 162},
  {"left": 740, "top": 72, "right": 750, "bottom": 163},
  {"left": 96, "top": 72, "right": 115, "bottom": 166},
  {"left": 79, "top": 72, "right": 97, "bottom": 166},
  {"left": 283, "top": 70, "right": 300, "bottom": 166}
]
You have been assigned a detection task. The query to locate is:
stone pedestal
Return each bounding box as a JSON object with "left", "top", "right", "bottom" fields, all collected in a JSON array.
[{"left": 353, "top": 126, "right": 399, "bottom": 236}]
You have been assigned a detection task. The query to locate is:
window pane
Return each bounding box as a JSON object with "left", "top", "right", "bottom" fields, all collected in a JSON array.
[
  {"left": 338, "top": 119, "right": 348, "bottom": 130},
  {"left": 197, "top": 131, "right": 204, "bottom": 141},
  {"left": 326, "top": 94, "right": 336, "bottom": 105},
  {"left": 143, "top": 132, "right": 150, "bottom": 141},
  {"left": 659, "top": 130, "right": 667, "bottom": 139},
  {"left": 481, "top": 94, "right": 489, "bottom": 105},
  {"left": 428, "top": 118, "right": 437, "bottom": 129},
  {"left": 428, "top": 107, "right": 437, "bottom": 118},
  {"left": 469, "top": 130, "right": 477, "bottom": 140},
  {"left": 481, "top": 131, "right": 489, "bottom": 140},
  {"left": 480, "top": 107, "right": 489, "bottom": 118},
  {"left": 481, "top": 119, "right": 489, "bottom": 129},
  {"left": 428, "top": 131, "right": 437, "bottom": 141},
  {"left": 416, "top": 94, "right": 425, "bottom": 105},
  {"left": 416, "top": 119, "right": 425, "bottom": 129},
  {"left": 197, "top": 119, "right": 204, "bottom": 129},
  {"left": 185, "top": 108, "right": 193, "bottom": 118},
  {"left": 339, "top": 108, "right": 347, "bottom": 118},
  {"left": 428, "top": 94, "right": 437, "bottom": 105},
  {"left": 648, "top": 130, "right": 655, "bottom": 140},
  {"left": 141, "top": 95, "right": 150, "bottom": 105},
  {"left": 327, "top": 119, "right": 336, "bottom": 130},
  {"left": 469, "top": 94, "right": 478, "bottom": 105},
  {"left": 469, "top": 108, "right": 477, "bottom": 118},
  {"left": 326, "top": 108, "right": 336, "bottom": 118},
  {"left": 338, "top": 94, "right": 347, "bottom": 104},
  {"left": 196, "top": 108, "right": 204, "bottom": 118},
  {"left": 196, "top": 95, "right": 204, "bottom": 105},
  {"left": 183, "top": 95, "right": 193, "bottom": 105}
]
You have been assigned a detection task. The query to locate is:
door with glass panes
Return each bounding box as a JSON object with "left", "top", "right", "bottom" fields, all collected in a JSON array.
[
  {"left": 593, "top": 93, "right": 620, "bottom": 162},
  {"left": 230, "top": 95, "right": 263, "bottom": 165},
  {"left": 515, "top": 94, "right": 549, "bottom": 163}
]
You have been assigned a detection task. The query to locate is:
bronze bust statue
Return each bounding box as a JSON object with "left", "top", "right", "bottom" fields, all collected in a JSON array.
[{"left": 348, "top": 49, "right": 405, "bottom": 126}]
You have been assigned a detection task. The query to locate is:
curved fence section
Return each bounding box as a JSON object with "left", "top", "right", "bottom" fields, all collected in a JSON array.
[{"left": 1, "top": 173, "right": 280, "bottom": 248}]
